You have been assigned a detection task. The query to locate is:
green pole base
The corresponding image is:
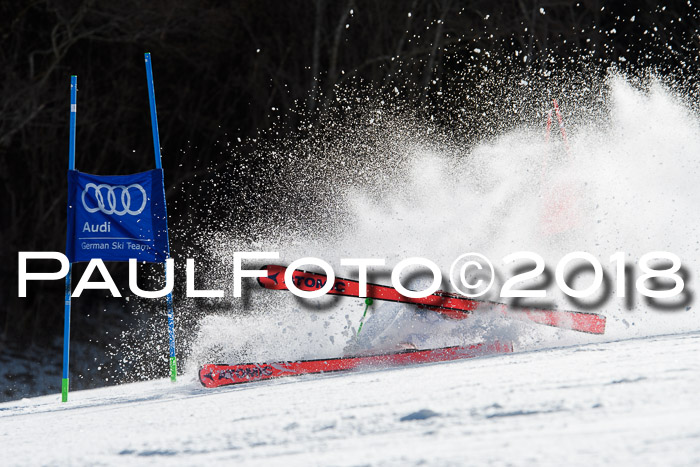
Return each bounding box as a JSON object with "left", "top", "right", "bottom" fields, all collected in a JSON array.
[
  {"left": 61, "top": 378, "right": 69, "bottom": 402},
  {"left": 169, "top": 356, "right": 177, "bottom": 382}
]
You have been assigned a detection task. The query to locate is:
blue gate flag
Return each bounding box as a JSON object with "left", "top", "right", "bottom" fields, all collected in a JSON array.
[{"left": 66, "top": 169, "right": 169, "bottom": 263}]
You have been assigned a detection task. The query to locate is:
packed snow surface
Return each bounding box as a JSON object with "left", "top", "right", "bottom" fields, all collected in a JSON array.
[{"left": 2, "top": 331, "right": 698, "bottom": 465}]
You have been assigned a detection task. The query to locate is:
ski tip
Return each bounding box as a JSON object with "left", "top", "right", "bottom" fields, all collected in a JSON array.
[{"left": 257, "top": 265, "right": 287, "bottom": 290}]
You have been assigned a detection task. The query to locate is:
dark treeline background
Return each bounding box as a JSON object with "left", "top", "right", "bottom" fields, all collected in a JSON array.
[{"left": 1, "top": 0, "right": 698, "bottom": 387}]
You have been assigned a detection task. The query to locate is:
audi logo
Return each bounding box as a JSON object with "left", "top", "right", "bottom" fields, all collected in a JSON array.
[{"left": 81, "top": 183, "right": 147, "bottom": 216}]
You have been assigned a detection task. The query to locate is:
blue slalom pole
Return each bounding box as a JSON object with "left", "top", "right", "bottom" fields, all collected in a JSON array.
[
  {"left": 69, "top": 76, "right": 77, "bottom": 170},
  {"left": 144, "top": 53, "right": 177, "bottom": 381},
  {"left": 62, "top": 75, "right": 77, "bottom": 402},
  {"left": 145, "top": 53, "right": 163, "bottom": 170},
  {"left": 62, "top": 265, "right": 72, "bottom": 402}
]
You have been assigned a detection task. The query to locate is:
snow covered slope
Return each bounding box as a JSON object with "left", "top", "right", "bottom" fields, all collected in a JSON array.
[{"left": 2, "top": 331, "right": 698, "bottom": 466}]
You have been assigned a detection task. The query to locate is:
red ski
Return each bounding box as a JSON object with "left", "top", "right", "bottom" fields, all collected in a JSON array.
[
  {"left": 258, "top": 264, "right": 606, "bottom": 334},
  {"left": 199, "top": 341, "right": 513, "bottom": 388}
]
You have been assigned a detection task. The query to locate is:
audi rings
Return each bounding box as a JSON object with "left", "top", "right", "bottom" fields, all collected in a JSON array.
[{"left": 81, "top": 183, "right": 147, "bottom": 216}]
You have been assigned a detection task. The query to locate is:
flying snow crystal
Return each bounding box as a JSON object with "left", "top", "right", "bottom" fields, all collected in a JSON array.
[{"left": 183, "top": 69, "right": 700, "bottom": 372}]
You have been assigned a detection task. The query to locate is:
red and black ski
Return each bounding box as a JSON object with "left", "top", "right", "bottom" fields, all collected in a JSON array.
[
  {"left": 258, "top": 264, "right": 606, "bottom": 334},
  {"left": 199, "top": 341, "right": 513, "bottom": 388}
]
